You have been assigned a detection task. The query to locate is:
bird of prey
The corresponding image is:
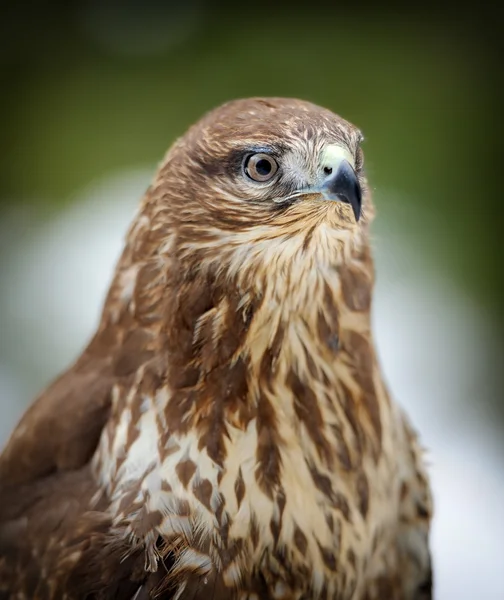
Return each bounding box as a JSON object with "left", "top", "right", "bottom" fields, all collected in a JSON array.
[{"left": 0, "top": 98, "right": 433, "bottom": 599}]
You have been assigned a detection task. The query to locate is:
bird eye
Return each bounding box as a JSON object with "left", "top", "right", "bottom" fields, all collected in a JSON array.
[{"left": 244, "top": 153, "right": 278, "bottom": 182}]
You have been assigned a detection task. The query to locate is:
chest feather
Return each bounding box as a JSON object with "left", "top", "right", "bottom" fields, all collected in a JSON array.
[{"left": 93, "top": 254, "right": 399, "bottom": 598}]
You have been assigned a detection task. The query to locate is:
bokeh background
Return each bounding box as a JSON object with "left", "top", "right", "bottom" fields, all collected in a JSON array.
[{"left": 0, "top": 2, "right": 502, "bottom": 598}]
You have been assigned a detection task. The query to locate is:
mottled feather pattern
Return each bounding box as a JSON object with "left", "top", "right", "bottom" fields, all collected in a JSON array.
[{"left": 0, "top": 97, "right": 432, "bottom": 599}]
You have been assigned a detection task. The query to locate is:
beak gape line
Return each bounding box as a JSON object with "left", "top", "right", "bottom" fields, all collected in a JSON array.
[{"left": 321, "top": 160, "right": 362, "bottom": 221}]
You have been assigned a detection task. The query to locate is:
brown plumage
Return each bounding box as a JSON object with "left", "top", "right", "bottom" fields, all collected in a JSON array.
[{"left": 0, "top": 97, "right": 433, "bottom": 599}]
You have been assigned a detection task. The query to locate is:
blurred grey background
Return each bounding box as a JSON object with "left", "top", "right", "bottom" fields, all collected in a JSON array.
[{"left": 0, "top": 2, "right": 502, "bottom": 598}]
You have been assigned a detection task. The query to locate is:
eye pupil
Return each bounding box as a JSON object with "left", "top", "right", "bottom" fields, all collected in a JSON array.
[{"left": 255, "top": 159, "right": 272, "bottom": 176}]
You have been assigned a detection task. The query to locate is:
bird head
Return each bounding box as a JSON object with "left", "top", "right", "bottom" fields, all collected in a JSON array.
[{"left": 141, "top": 98, "right": 372, "bottom": 274}]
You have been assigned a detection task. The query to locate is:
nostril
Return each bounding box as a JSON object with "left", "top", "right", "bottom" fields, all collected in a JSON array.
[{"left": 323, "top": 166, "right": 333, "bottom": 175}]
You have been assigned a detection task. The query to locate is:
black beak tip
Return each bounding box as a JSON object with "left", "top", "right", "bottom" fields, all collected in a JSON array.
[
  {"left": 352, "top": 205, "right": 361, "bottom": 222},
  {"left": 338, "top": 190, "right": 362, "bottom": 221},
  {"left": 351, "top": 191, "right": 362, "bottom": 222}
]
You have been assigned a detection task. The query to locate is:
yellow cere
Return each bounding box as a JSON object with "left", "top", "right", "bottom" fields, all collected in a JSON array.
[{"left": 321, "top": 144, "right": 355, "bottom": 170}]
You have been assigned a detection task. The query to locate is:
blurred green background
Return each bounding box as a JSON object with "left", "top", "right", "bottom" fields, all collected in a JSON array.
[
  {"left": 0, "top": 3, "right": 502, "bottom": 599},
  {"left": 1, "top": 3, "right": 501, "bottom": 320}
]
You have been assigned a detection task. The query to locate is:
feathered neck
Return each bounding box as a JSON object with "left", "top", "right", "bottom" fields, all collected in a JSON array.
[
  {"left": 85, "top": 205, "right": 389, "bottom": 600},
  {"left": 91, "top": 211, "right": 378, "bottom": 499}
]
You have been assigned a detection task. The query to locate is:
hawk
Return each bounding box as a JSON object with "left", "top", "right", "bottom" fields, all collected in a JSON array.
[{"left": 0, "top": 98, "right": 433, "bottom": 599}]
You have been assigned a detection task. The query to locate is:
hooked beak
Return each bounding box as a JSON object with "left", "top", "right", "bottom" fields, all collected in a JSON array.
[{"left": 320, "top": 159, "right": 362, "bottom": 221}]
